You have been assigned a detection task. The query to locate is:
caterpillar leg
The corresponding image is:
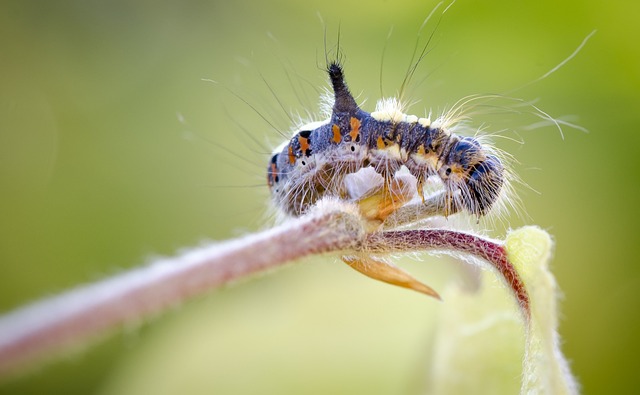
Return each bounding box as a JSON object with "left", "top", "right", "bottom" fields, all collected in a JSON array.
[
  {"left": 356, "top": 173, "right": 415, "bottom": 226},
  {"left": 342, "top": 255, "right": 441, "bottom": 299},
  {"left": 416, "top": 174, "right": 426, "bottom": 204},
  {"left": 444, "top": 191, "right": 454, "bottom": 218}
]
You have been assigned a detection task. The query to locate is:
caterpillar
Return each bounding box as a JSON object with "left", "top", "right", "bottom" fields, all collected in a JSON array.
[
  {"left": 258, "top": 15, "right": 591, "bottom": 297},
  {"left": 267, "top": 61, "right": 506, "bottom": 222}
]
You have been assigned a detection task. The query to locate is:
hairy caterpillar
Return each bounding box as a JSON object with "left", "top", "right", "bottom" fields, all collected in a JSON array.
[
  {"left": 267, "top": 61, "right": 506, "bottom": 222},
  {"left": 256, "top": 11, "right": 591, "bottom": 297}
]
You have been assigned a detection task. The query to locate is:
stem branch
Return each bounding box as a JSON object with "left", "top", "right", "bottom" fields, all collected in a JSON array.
[{"left": 365, "top": 229, "right": 530, "bottom": 320}]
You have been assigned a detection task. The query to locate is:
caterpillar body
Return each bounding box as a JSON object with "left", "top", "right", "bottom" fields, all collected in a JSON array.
[
  {"left": 267, "top": 62, "right": 505, "bottom": 221},
  {"left": 259, "top": 23, "right": 591, "bottom": 298}
]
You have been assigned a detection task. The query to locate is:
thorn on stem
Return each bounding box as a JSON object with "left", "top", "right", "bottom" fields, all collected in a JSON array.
[{"left": 342, "top": 254, "right": 441, "bottom": 300}]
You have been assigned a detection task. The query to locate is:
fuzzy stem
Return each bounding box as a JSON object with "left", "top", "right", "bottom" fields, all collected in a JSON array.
[
  {"left": 0, "top": 202, "right": 364, "bottom": 377},
  {"left": 0, "top": 200, "right": 528, "bottom": 378},
  {"left": 365, "top": 229, "right": 530, "bottom": 321},
  {"left": 382, "top": 192, "right": 460, "bottom": 229}
]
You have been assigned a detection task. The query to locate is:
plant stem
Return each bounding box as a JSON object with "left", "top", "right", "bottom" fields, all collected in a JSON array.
[
  {"left": 0, "top": 203, "right": 363, "bottom": 377},
  {"left": 0, "top": 200, "right": 528, "bottom": 378},
  {"left": 365, "top": 229, "right": 530, "bottom": 320}
]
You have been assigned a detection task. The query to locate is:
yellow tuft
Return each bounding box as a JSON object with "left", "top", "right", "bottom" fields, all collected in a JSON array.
[
  {"left": 371, "top": 97, "right": 407, "bottom": 123},
  {"left": 418, "top": 117, "right": 431, "bottom": 127}
]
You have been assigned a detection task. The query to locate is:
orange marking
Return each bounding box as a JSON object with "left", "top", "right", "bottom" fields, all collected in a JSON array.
[
  {"left": 417, "top": 144, "right": 426, "bottom": 155},
  {"left": 288, "top": 145, "right": 295, "bottom": 165},
  {"left": 268, "top": 163, "right": 278, "bottom": 187},
  {"left": 349, "top": 117, "right": 361, "bottom": 142},
  {"left": 332, "top": 124, "right": 342, "bottom": 144},
  {"left": 376, "top": 136, "right": 385, "bottom": 150},
  {"left": 298, "top": 136, "right": 310, "bottom": 155}
]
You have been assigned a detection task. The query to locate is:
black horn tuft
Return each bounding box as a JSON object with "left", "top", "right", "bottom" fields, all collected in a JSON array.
[{"left": 328, "top": 62, "right": 359, "bottom": 114}]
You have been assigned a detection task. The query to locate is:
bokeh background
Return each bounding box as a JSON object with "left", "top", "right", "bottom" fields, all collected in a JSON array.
[{"left": 1, "top": 0, "right": 638, "bottom": 394}]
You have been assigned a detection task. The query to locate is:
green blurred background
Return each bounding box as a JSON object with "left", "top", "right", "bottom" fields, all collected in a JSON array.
[{"left": 1, "top": 0, "right": 638, "bottom": 394}]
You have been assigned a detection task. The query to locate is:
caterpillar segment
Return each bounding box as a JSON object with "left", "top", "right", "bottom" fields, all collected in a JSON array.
[{"left": 267, "top": 62, "right": 505, "bottom": 221}]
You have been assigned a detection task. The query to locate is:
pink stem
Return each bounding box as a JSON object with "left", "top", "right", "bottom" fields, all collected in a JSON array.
[
  {"left": 0, "top": 209, "right": 360, "bottom": 376},
  {"left": 0, "top": 208, "right": 528, "bottom": 377},
  {"left": 365, "top": 229, "right": 530, "bottom": 320}
]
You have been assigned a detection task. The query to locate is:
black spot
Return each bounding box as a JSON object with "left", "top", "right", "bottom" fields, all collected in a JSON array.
[
  {"left": 445, "top": 167, "right": 452, "bottom": 176},
  {"left": 350, "top": 145, "right": 355, "bottom": 152},
  {"left": 299, "top": 130, "right": 311, "bottom": 138}
]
